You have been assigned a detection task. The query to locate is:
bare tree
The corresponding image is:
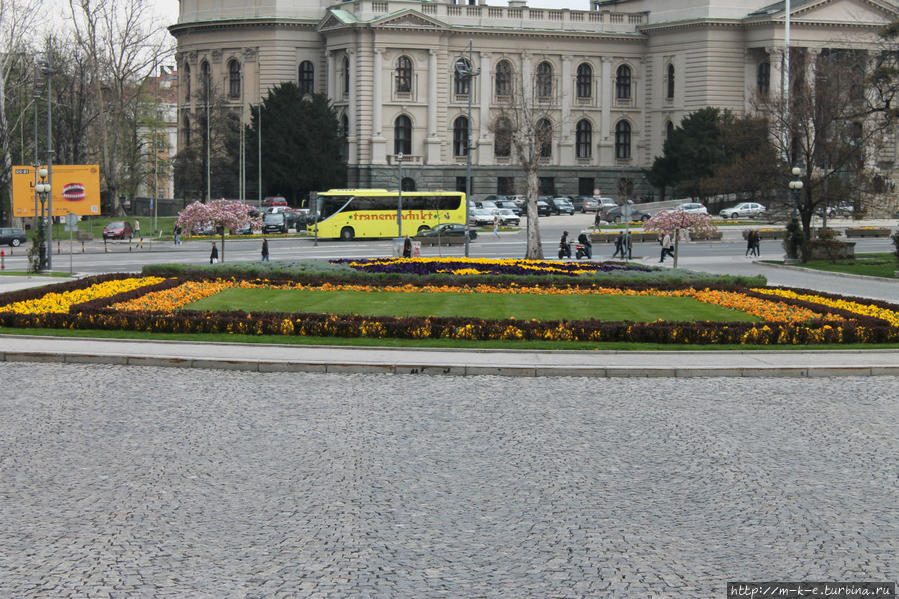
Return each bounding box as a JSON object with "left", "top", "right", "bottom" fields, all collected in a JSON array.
[
  {"left": 489, "top": 61, "right": 557, "bottom": 259},
  {"left": 68, "top": 0, "right": 172, "bottom": 215}
]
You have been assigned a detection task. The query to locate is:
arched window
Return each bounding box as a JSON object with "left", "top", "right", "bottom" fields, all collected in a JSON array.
[
  {"left": 228, "top": 60, "right": 241, "bottom": 98},
  {"left": 576, "top": 63, "right": 592, "bottom": 99},
  {"left": 536, "top": 61, "right": 553, "bottom": 98},
  {"left": 666, "top": 120, "right": 674, "bottom": 139},
  {"left": 183, "top": 114, "right": 191, "bottom": 147},
  {"left": 494, "top": 117, "right": 512, "bottom": 157},
  {"left": 200, "top": 60, "right": 211, "bottom": 101},
  {"left": 183, "top": 63, "right": 191, "bottom": 101},
  {"left": 453, "top": 116, "right": 469, "bottom": 157},
  {"left": 343, "top": 56, "right": 350, "bottom": 97},
  {"left": 396, "top": 56, "right": 412, "bottom": 93},
  {"left": 341, "top": 114, "right": 349, "bottom": 138},
  {"left": 536, "top": 118, "right": 552, "bottom": 157},
  {"left": 495, "top": 60, "right": 512, "bottom": 96},
  {"left": 576, "top": 119, "right": 592, "bottom": 158},
  {"left": 666, "top": 63, "right": 675, "bottom": 100},
  {"left": 615, "top": 120, "right": 631, "bottom": 159},
  {"left": 299, "top": 61, "right": 315, "bottom": 95},
  {"left": 757, "top": 62, "right": 770, "bottom": 96},
  {"left": 401, "top": 177, "right": 416, "bottom": 192},
  {"left": 394, "top": 115, "right": 412, "bottom": 155},
  {"left": 616, "top": 64, "right": 631, "bottom": 100},
  {"left": 454, "top": 58, "right": 471, "bottom": 95}
]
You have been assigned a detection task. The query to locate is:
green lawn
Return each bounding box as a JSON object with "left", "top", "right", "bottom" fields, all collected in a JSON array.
[
  {"left": 20, "top": 216, "right": 179, "bottom": 242},
  {"left": 768, "top": 253, "right": 899, "bottom": 279},
  {"left": 3, "top": 326, "right": 897, "bottom": 351},
  {"left": 185, "top": 287, "right": 762, "bottom": 323}
]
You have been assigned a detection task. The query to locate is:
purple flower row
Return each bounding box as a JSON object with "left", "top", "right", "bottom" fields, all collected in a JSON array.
[{"left": 332, "top": 258, "right": 652, "bottom": 277}]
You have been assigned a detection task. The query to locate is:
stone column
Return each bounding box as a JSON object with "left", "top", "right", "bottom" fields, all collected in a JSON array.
[
  {"left": 560, "top": 55, "right": 574, "bottom": 163},
  {"left": 327, "top": 51, "right": 335, "bottom": 100},
  {"left": 371, "top": 47, "right": 386, "bottom": 164},
  {"left": 347, "top": 48, "right": 358, "bottom": 165},
  {"left": 767, "top": 47, "right": 784, "bottom": 103},
  {"left": 425, "top": 48, "right": 441, "bottom": 164},
  {"left": 478, "top": 51, "right": 492, "bottom": 164},
  {"left": 600, "top": 56, "right": 613, "bottom": 164}
]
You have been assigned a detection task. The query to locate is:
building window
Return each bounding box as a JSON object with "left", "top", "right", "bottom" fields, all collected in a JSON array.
[
  {"left": 454, "top": 58, "right": 471, "bottom": 95},
  {"left": 394, "top": 115, "right": 412, "bottom": 155},
  {"left": 183, "top": 63, "right": 191, "bottom": 101},
  {"left": 578, "top": 177, "right": 594, "bottom": 196},
  {"left": 497, "top": 177, "right": 514, "bottom": 195},
  {"left": 183, "top": 115, "right": 191, "bottom": 147},
  {"left": 538, "top": 177, "right": 555, "bottom": 195},
  {"left": 576, "top": 119, "right": 592, "bottom": 158},
  {"left": 536, "top": 118, "right": 552, "bottom": 158},
  {"left": 299, "top": 61, "right": 315, "bottom": 95},
  {"left": 666, "top": 120, "right": 674, "bottom": 139},
  {"left": 666, "top": 63, "right": 675, "bottom": 100},
  {"left": 341, "top": 114, "right": 349, "bottom": 138},
  {"left": 495, "top": 60, "right": 512, "bottom": 96},
  {"left": 456, "top": 176, "right": 467, "bottom": 193},
  {"left": 453, "top": 116, "right": 469, "bottom": 157},
  {"left": 401, "top": 177, "right": 416, "bottom": 192},
  {"left": 344, "top": 56, "right": 350, "bottom": 97},
  {"left": 576, "top": 63, "right": 592, "bottom": 98},
  {"left": 615, "top": 120, "right": 631, "bottom": 159},
  {"left": 494, "top": 116, "right": 511, "bottom": 157},
  {"left": 616, "top": 64, "right": 631, "bottom": 100},
  {"left": 201, "top": 60, "right": 211, "bottom": 101},
  {"left": 396, "top": 55, "right": 412, "bottom": 93},
  {"left": 536, "top": 61, "right": 552, "bottom": 98},
  {"left": 228, "top": 60, "right": 241, "bottom": 99},
  {"left": 757, "top": 61, "right": 770, "bottom": 96}
]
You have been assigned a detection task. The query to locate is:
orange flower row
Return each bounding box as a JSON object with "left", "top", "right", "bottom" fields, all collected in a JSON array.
[{"left": 111, "top": 280, "right": 236, "bottom": 312}]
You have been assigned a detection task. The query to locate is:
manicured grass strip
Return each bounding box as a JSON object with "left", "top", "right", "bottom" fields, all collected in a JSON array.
[
  {"left": 185, "top": 287, "right": 763, "bottom": 323},
  {"left": 4, "top": 327, "right": 898, "bottom": 350},
  {"left": 0, "top": 271, "right": 73, "bottom": 277},
  {"left": 765, "top": 253, "right": 898, "bottom": 279}
]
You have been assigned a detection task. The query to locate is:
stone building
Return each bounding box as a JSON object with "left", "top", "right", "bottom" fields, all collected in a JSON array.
[{"left": 169, "top": 0, "right": 898, "bottom": 201}]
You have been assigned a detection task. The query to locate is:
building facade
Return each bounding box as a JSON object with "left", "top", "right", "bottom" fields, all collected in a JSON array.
[{"left": 169, "top": 0, "right": 898, "bottom": 201}]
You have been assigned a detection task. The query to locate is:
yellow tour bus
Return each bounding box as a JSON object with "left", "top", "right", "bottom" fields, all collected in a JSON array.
[{"left": 308, "top": 188, "right": 467, "bottom": 240}]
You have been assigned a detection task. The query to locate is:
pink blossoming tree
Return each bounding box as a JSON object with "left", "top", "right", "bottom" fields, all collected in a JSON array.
[
  {"left": 642, "top": 210, "right": 717, "bottom": 268},
  {"left": 176, "top": 199, "right": 262, "bottom": 263}
]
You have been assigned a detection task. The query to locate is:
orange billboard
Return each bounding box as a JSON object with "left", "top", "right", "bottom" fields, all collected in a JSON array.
[{"left": 12, "top": 165, "right": 102, "bottom": 217}]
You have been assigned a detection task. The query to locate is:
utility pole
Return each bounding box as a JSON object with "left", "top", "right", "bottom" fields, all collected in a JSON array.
[{"left": 42, "top": 47, "right": 55, "bottom": 270}]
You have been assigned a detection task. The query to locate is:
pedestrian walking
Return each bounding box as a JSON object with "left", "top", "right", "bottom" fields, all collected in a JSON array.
[
  {"left": 624, "top": 231, "right": 633, "bottom": 260},
  {"left": 261, "top": 238, "right": 270, "bottom": 262},
  {"left": 210, "top": 241, "right": 218, "bottom": 264},
  {"left": 745, "top": 229, "right": 754, "bottom": 257},
  {"left": 612, "top": 231, "right": 625, "bottom": 258},
  {"left": 134, "top": 219, "right": 141, "bottom": 239},
  {"left": 751, "top": 230, "right": 761, "bottom": 257},
  {"left": 659, "top": 232, "right": 675, "bottom": 263},
  {"left": 493, "top": 215, "right": 500, "bottom": 238},
  {"left": 173, "top": 225, "right": 182, "bottom": 245},
  {"left": 402, "top": 235, "right": 412, "bottom": 258},
  {"left": 594, "top": 210, "right": 601, "bottom": 229}
]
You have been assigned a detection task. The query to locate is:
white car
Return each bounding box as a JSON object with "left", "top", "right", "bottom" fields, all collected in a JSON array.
[
  {"left": 676, "top": 202, "right": 708, "bottom": 215},
  {"left": 720, "top": 202, "right": 766, "bottom": 219},
  {"left": 494, "top": 208, "right": 520, "bottom": 226},
  {"left": 468, "top": 208, "right": 494, "bottom": 226}
]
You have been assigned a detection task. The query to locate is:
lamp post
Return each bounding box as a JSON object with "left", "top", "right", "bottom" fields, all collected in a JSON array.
[
  {"left": 35, "top": 167, "right": 51, "bottom": 270},
  {"left": 41, "top": 55, "right": 55, "bottom": 271},
  {"left": 454, "top": 41, "right": 480, "bottom": 258},
  {"left": 786, "top": 165, "right": 804, "bottom": 261}
]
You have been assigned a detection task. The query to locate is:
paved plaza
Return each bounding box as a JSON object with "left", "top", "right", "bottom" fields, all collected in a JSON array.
[{"left": 0, "top": 362, "right": 895, "bottom": 598}]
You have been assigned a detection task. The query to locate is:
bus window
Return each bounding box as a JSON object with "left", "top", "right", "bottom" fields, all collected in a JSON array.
[{"left": 319, "top": 195, "right": 352, "bottom": 219}]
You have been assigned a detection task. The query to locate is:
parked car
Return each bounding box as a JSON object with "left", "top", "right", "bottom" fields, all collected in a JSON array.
[
  {"left": 570, "top": 196, "right": 599, "bottom": 213},
  {"left": 826, "top": 203, "right": 855, "bottom": 218},
  {"left": 265, "top": 206, "right": 299, "bottom": 230},
  {"left": 675, "top": 202, "right": 708, "bottom": 214},
  {"left": 262, "top": 195, "right": 288, "bottom": 208},
  {"left": 595, "top": 197, "right": 619, "bottom": 213},
  {"left": 262, "top": 212, "right": 288, "bottom": 234},
  {"left": 417, "top": 223, "right": 477, "bottom": 240},
  {"left": 493, "top": 199, "right": 523, "bottom": 216},
  {"left": 231, "top": 223, "right": 254, "bottom": 235},
  {"left": 602, "top": 204, "right": 652, "bottom": 223},
  {"left": 480, "top": 194, "right": 509, "bottom": 205},
  {"left": 0, "top": 227, "right": 27, "bottom": 247},
  {"left": 549, "top": 197, "right": 576, "bottom": 215},
  {"left": 494, "top": 208, "right": 520, "bottom": 226},
  {"left": 102, "top": 220, "right": 133, "bottom": 240},
  {"left": 719, "top": 202, "right": 766, "bottom": 219},
  {"left": 476, "top": 200, "right": 500, "bottom": 212},
  {"left": 191, "top": 224, "right": 216, "bottom": 236},
  {"left": 468, "top": 208, "right": 494, "bottom": 226},
  {"left": 536, "top": 199, "right": 552, "bottom": 217}
]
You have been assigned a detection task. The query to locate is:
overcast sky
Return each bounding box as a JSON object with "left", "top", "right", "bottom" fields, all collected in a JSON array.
[{"left": 157, "top": 0, "right": 590, "bottom": 25}]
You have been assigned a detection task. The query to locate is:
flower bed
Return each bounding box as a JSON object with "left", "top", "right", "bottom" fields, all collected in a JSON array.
[
  {"left": 1, "top": 261, "right": 897, "bottom": 345},
  {"left": 845, "top": 227, "right": 891, "bottom": 238},
  {"left": 333, "top": 257, "right": 653, "bottom": 277}
]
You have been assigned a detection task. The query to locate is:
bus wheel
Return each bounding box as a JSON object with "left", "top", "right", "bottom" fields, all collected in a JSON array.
[
  {"left": 417, "top": 225, "right": 430, "bottom": 234},
  {"left": 340, "top": 226, "right": 355, "bottom": 241}
]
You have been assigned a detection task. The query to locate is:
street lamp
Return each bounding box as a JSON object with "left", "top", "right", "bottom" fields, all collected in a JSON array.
[
  {"left": 786, "top": 165, "right": 804, "bottom": 261},
  {"left": 454, "top": 41, "right": 480, "bottom": 258},
  {"left": 35, "top": 167, "right": 51, "bottom": 270}
]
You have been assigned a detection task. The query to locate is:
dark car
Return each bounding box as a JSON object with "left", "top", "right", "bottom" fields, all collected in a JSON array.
[
  {"left": 536, "top": 200, "right": 552, "bottom": 217},
  {"left": 231, "top": 223, "right": 254, "bottom": 235},
  {"left": 102, "top": 221, "right": 133, "bottom": 240},
  {"left": 602, "top": 204, "right": 652, "bottom": 223},
  {"left": 262, "top": 212, "right": 289, "bottom": 234},
  {"left": 417, "top": 223, "right": 477, "bottom": 240},
  {"left": 570, "top": 196, "right": 599, "bottom": 213},
  {"left": 493, "top": 199, "right": 523, "bottom": 216},
  {"left": 0, "top": 227, "right": 27, "bottom": 247},
  {"left": 550, "top": 197, "right": 576, "bottom": 215}
]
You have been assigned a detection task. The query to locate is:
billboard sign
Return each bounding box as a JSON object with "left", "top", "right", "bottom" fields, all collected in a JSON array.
[{"left": 12, "top": 165, "right": 102, "bottom": 217}]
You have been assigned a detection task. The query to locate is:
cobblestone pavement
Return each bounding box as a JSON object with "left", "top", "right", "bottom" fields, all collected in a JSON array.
[{"left": 1, "top": 363, "right": 896, "bottom": 598}]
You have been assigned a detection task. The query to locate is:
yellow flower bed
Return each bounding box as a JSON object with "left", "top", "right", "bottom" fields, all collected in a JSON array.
[
  {"left": 0, "top": 277, "right": 165, "bottom": 315},
  {"left": 752, "top": 288, "right": 899, "bottom": 326}
]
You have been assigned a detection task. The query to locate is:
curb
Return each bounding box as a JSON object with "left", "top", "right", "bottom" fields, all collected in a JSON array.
[
  {"left": 3, "top": 349, "right": 898, "bottom": 378},
  {"left": 756, "top": 260, "right": 899, "bottom": 283}
]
